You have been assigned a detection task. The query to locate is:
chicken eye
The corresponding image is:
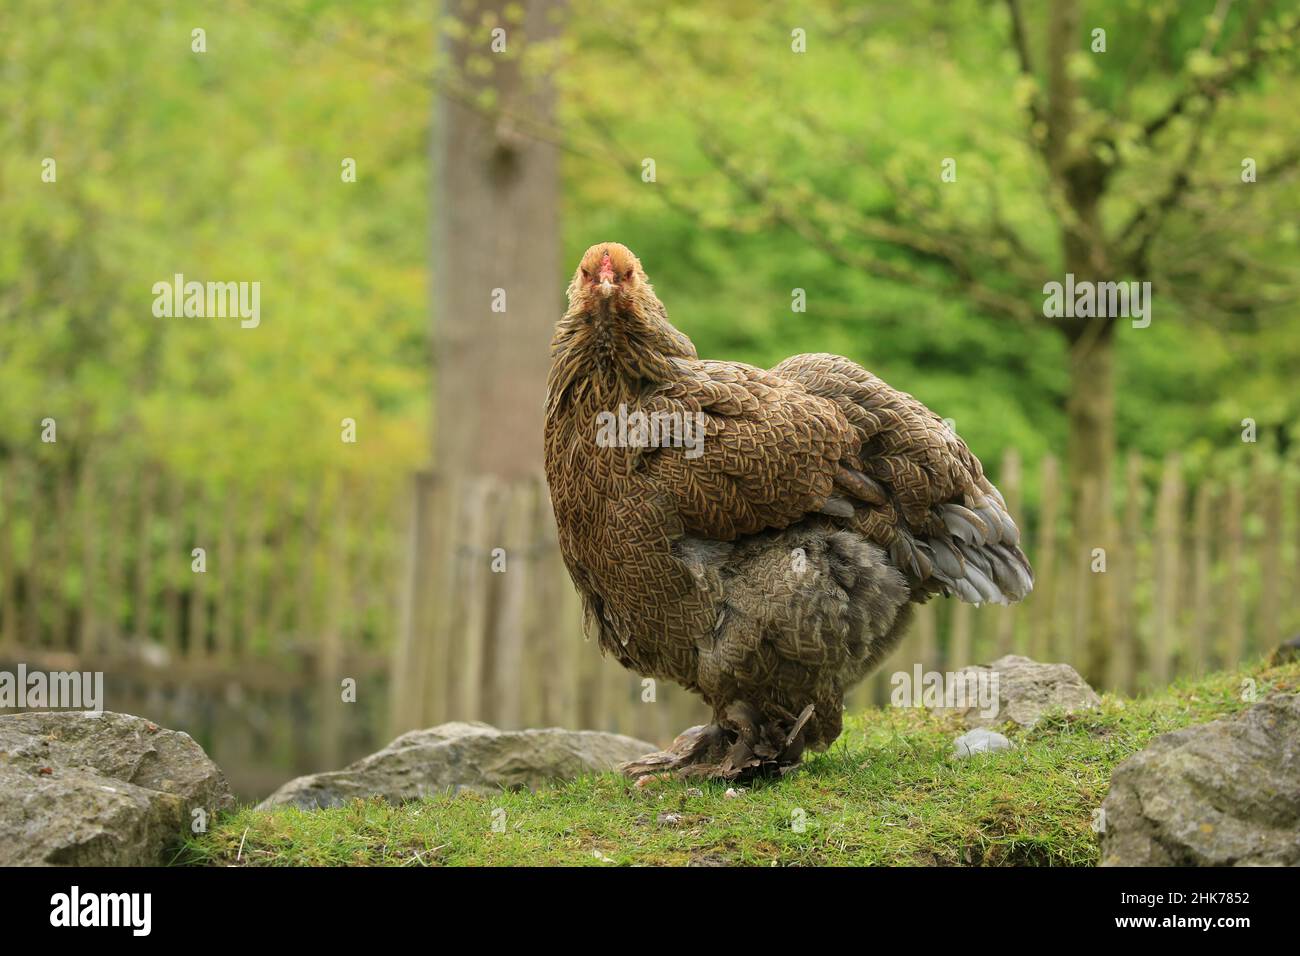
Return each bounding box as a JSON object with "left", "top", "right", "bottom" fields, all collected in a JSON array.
[{"left": 624, "top": 270, "right": 633, "bottom": 280}]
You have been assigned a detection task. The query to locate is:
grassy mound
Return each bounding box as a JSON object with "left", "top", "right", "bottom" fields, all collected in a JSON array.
[{"left": 181, "top": 659, "right": 1299, "bottom": 867}]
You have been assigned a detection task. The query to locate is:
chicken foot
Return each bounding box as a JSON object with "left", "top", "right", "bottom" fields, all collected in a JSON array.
[{"left": 619, "top": 701, "right": 816, "bottom": 781}]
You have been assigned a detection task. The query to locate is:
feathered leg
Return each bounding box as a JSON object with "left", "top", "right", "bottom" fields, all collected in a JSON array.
[{"left": 619, "top": 702, "right": 816, "bottom": 781}]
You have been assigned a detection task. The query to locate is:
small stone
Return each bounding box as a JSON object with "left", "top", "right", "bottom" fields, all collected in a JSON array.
[
  {"left": 954, "top": 728, "right": 1013, "bottom": 758},
  {"left": 1268, "top": 634, "right": 1300, "bottom": 666},
  {"left": 724, "top": 787, "right": 745, "bottom": 799},
  {"left": 658, "top": 812, "right": 683, "bottom": 827},
  {"left": 685, "top": 787, "right": 704, "bottom": 797}
]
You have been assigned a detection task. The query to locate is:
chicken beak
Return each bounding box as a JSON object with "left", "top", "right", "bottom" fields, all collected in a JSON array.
[{"left": 597, "top": 273, "right": 616, "bottom": 297}]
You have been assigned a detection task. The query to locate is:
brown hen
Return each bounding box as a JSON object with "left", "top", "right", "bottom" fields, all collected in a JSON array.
[{"left": 544, "top": 242, "right": 1033, "bottom": 779}]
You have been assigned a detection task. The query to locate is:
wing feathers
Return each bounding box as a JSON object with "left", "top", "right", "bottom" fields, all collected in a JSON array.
[
  {"left": 633, "top": 351, "right": 1032, "bottom": 606},
  {"left": 772, "top": 353, "right": 1033, "bottom": 606}
]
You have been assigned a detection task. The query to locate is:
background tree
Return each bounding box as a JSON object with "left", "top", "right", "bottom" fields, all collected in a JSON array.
[
  {"left": 433, "top": 0, "right": 562, "bottom": 477},
  {"left": 394, "top": 0, "right": 564, "bottom": 732}
]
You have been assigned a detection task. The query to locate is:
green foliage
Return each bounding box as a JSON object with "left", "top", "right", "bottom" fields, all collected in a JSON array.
[
  {"left": 0, "top": 0, "right": 429, "bottom": 493},
  {"left": 556, "top": 0, "right": 1300, "bottom": 492},
  {"left": 1, "top": 0, "right": 1297, "bottom": 502}
]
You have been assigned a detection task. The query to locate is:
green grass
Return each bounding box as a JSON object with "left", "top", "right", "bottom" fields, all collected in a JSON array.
[{"left": 179, "top": 660, "right": 1300, "bottom": 867}]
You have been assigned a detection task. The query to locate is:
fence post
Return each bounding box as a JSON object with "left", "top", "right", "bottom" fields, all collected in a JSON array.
[
  {"left": 1071, "top": 477, "right": 1098, "bottom": 676},
  {"left": 216, "top": 488, "right": 236, "bottom": 660},
  {"left": 161, "top": 476, "right": 183, "bottom": 660},
  {"left": 1188, "top": 481, "right": 1212, "bottom": 677},
  {"left": 1031, "top": 455, "right": 1059, "bottom": 663},
  {"left": 1222, "top": 480, "right": 1245, "bottom": 669},
  {"left": 1152, "top": 454, "right": 1183, "bottom": 686},
  {"left": 490, "top": 480, "right": 534, "bottom": 729},
  {"left": 55, "top": 470, "right": 75, "bottom": 651},
  {"left": 237, "top": 493, "right": 267, "bottom": 661},
  {"left": 27, "top": 465, "right": 46, "bottom": 649},
  {"left": 103, "top": 470, "right": 136, "bottom": 656},
  {"left": 452, "top": 477, "right": 495, "bottom": 722},
  {"left": 950, "top": 602, "right": 972, "bottom": 669},
  {"left": 0, "top": 463, "right": 17, "bottom": 653},
  {"left": 318, "top": 489, "right": 348, "bottom": 772},
  {"left": 390, "top": 471, "right": 437, "bottom": 734},
  {"left": 185, "top": 482, "right": 208, "bottom": 661},
  {"left": 995, "top": 449, "right": 1022, "bottom": 657},
  {"left": 1257, "top": 465, "right": 1282, "bottom": 657},
  {"left": 1109, "top": 454, "right": 1142, "bottom": 694}
]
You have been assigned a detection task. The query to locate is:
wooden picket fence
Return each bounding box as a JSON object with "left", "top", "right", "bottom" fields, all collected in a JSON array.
[
  {"left": 392, "top": 447, "right": 1300, "bottom": 742},
  {"left": 0, "top": 459, "right": 403, "bottom": 799},
  {"left": 388, "top": 471, "right": 712, "bottom": 747},
  {"left": 2, "top": 447, "right": 1296, "bottom": 797},
  {"left": 865, "top": 448, "right": 1299, "bottom": 705}
]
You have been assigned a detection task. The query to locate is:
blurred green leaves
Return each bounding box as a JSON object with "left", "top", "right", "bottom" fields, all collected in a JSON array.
[{"left": 1, "top": 0, "right": 1297, "bottom": 511}]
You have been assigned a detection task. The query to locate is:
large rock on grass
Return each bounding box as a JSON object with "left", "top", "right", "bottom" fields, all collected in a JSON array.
[
  {"left": 940, "top": 654, "right": 1101, "bottom": 729},
  {"left": 258, "top": 721, "right": 657, "bottom": 810},
  {"left": 1100, "top": 694, "right": 1300, "bottom": 866},
  {"left": 0, "top": 711, "right": 234, "bottom": 866}
]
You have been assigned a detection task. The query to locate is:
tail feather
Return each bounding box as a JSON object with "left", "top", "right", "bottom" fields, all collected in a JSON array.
[{"left": 926, "top": 495, "right": 1034, "bottom": 606}]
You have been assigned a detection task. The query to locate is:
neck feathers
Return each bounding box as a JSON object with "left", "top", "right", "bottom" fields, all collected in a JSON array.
[{"left": 546, "top": 287, "right": 696, "bottom": 414}]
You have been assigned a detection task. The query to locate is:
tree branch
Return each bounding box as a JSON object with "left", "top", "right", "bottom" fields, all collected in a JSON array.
[
  {"left": 1137, "top": 11, "right": 1300, "bottom": 147},
  {"left": 1117, "top": 109, "right": 1215, "bottom": 272},
  {"left": 686, "top": 122, "right": 1038, "bottom": 324},
  {"left": 1003, "top": 0, "right": 1046, "bottom": 135}
]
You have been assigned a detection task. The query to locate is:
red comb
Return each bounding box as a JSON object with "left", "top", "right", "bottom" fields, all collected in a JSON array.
[{"left": 600, "top": 252, "right": 612, "bottom": 270}]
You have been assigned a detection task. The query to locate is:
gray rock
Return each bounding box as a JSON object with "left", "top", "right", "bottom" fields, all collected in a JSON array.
[
  {"left": 1100, "top": 694, "right": 1300, "bottom": 866},
  {"left": 954, "top": 728, "right": 1013, "bottom": 758},
  {"left": 940, "top": 654, "right": 1101, "bottom": 729},
  {"left": 258, "top": 721, "right": 657, "bottom": 810},
  {"left": 0, "top": 711, "right": 234, "bottom": 866},
  {"left": 1267, "top": 634, "right": 1300, "bottom": 666}
]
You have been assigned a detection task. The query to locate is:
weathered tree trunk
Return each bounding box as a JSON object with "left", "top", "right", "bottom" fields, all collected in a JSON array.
[
  {"left": 393, "top": 0, "right": 562, "bottom": 734},
  {"left": 432, "top": 0, "right": 561, "bottom": 477},
  {"left": 1059, "top": 186, "right": 1117, "bottom": 683},
  {"left": 1066, "top": 317, "right": 1117, "bottom": 683},
  {"left": 1065, "top": 322, "right": 1115, "bottom": 513},
  {"left": 1043, "top": 0, "right": 1117, "bottom": 683}
]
